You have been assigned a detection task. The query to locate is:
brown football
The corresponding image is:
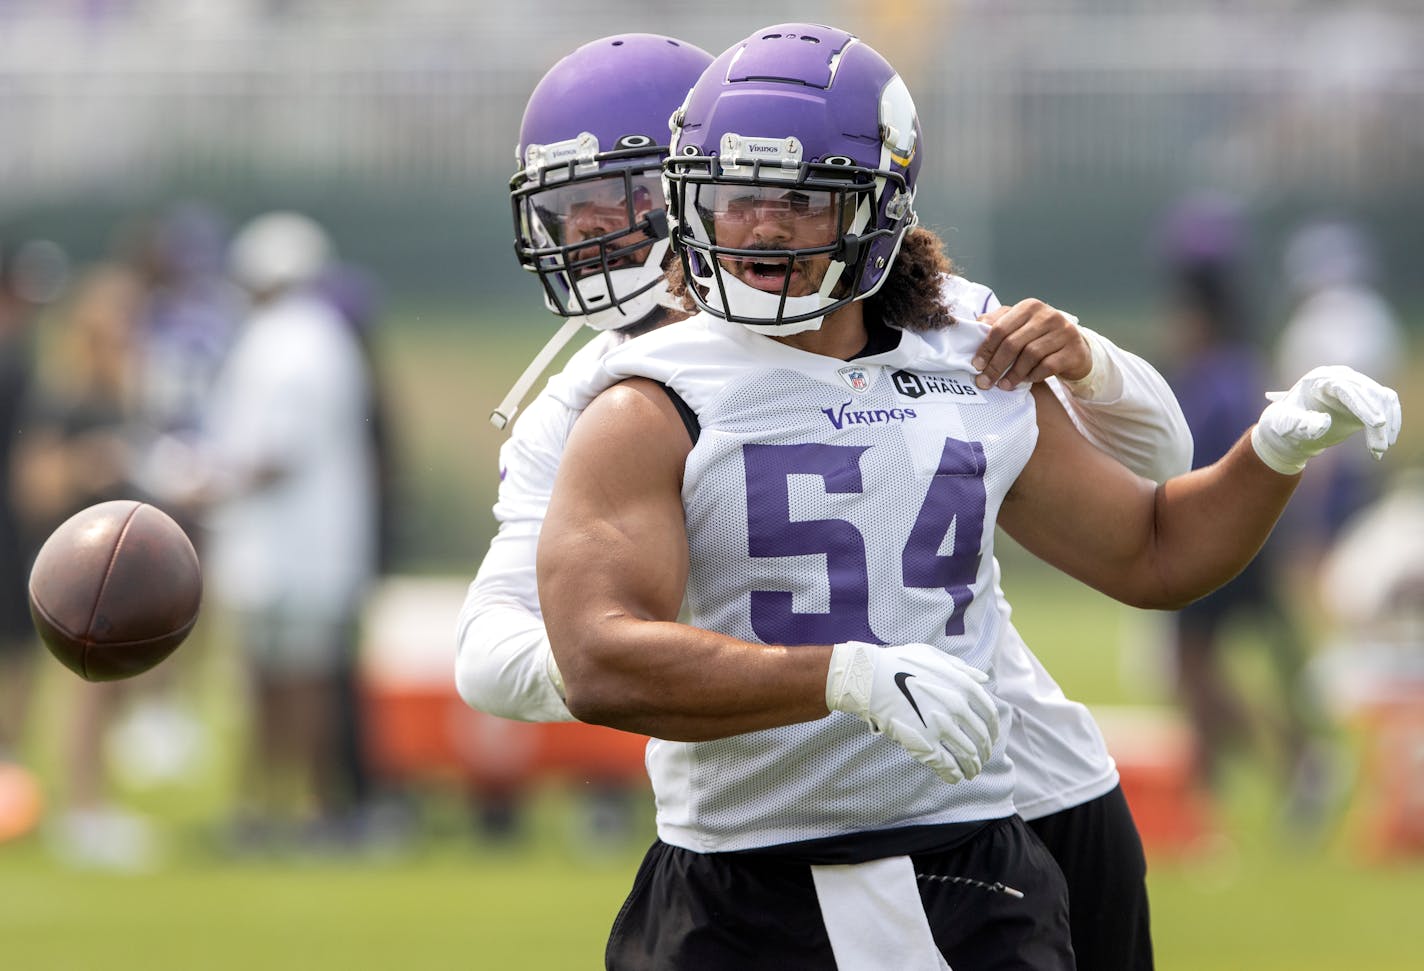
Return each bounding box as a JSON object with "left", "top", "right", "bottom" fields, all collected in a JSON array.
[{"left": 28, "top": 500, "right": 202, "bottom": 682}]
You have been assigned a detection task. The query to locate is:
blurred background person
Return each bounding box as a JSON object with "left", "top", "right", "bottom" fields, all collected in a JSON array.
[
  {"left": 192, "top": 211, "right": 381, "bottom": 851},
  {"left": 1272, "top": 218, "right": 1407, "bottom": 616},
  {"left": 313, "top": 258, "right": 401, "bottom": 838},
  {"left": 0, "top": 239, "right": 45, "bottom": 769},
  {"left": 1318, "top": 466, "right": 1424, "bottom": 675},
  {"left": 1314, "top": 466, "right": 1424, "bottom": 857},
  {"left": 132, "top": 201, "right": 244, "bottom": 458},
  {"left": 0, "top": 234, "right": 68, "bottom": 844},
  {"left": 1276, "top": 219, "right": 1403, "bottom": 395},
  {"left": 10, "top": 254, "right": 161, "bottom": 868},
  {"left": 1157, "top": 193, "right": 1334, "bottom": 829},
  {"left": 104, "top": 201, "right": 245, "bottom": 791},
  {"left": 0, "top": 236, "right": 71, "bottom": 800}
]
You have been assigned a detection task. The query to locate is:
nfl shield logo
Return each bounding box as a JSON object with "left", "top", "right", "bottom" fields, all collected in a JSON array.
[{"left": 838, "top": 366, "right": 872, "bottom": 394}]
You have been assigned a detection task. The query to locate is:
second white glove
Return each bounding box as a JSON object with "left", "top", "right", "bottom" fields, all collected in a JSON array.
[
  {"left": 1251, "top": 365, "right": 1401, "bottom": 475},
  {"left": 826, "top": 641, "right": 1000, "bottom": 785}
]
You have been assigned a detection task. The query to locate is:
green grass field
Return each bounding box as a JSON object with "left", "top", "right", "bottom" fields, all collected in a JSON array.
[
  {"left": 7, "top": 825, "right": 1421, "bottom": 971},
  {"left": 3, "top": 306, "right": 1422, "bottom": 969}
]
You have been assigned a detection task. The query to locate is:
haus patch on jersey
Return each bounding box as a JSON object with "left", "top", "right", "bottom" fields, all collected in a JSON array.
[{"left": 891, "top": 369, "right": 986, "bottom": 403}]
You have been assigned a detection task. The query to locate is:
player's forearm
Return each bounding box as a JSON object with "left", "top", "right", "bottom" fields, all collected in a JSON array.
[
  {"left": 550, "top": 616, "right": 833, "bottom": 740},
  {"left": 1139, "top": 365, "right": 1401, "bottom": 605},
  {"left": 1006, "top": 387, "right": 1297, "bottom": 611},
  {"left": 1137, "top": 431, "right": 1297, "bottom": 608},
  {"left": 456, "top": 528, "right": 575, "bottom": 722},
  {"left": 455, "top": 599, "right": 575, "bottom": 723}
]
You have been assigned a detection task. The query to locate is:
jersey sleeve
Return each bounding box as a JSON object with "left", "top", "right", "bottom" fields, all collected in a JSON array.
[
  {"left": 1047, "top": 326, "right": 1193, "bottom": 483},
  {"left": 454, "top": 387, "right": 577, "bottom": 723}
]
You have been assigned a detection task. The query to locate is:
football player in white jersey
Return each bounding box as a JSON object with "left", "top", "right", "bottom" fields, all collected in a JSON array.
[
  {"left": 459, "top": 31, "right": 1201, "bottom": 971},
  {"left": 529, "top": 24, "right": 1401, "bottom": 970}
]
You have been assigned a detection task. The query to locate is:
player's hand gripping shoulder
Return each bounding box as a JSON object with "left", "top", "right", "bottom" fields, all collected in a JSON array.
[
  {"left": 826, "top": 641, "right": 999, "bottom": 784},
  {"left": 971, "top": 298, "right": 1093, "bottom": 391},
  {"left": 974, "top": 297, "right": 1192, "bottom": 482},
  {"left": 1251, "top": 365, "right": 1402, "bottom": 475}
]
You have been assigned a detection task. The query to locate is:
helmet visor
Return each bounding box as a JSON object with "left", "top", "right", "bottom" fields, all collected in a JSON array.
[
  {"left": 525, "top": 172, "right": 662, "bottom": 262},
  {"left": 693, "top": 184, "right": 849, "bottom": 246},
  {"left": 513, "top": 165, "right": 672, "bottom": 324},
  {"left": 690, "top": 184, "right": 853, "bottom": 298}
]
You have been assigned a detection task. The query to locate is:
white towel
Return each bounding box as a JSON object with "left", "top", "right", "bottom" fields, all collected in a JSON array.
[{"left": 811, "top": 856, "right": 952, "bottom": 970}]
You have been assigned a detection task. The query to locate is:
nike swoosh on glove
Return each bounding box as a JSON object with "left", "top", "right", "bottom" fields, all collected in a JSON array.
[
  {"left": 1251, "top": 365, "right": 1402, "bottom": 475},
  {"left": 825, "top": 641, "right": 1000, "bottom": 784}
]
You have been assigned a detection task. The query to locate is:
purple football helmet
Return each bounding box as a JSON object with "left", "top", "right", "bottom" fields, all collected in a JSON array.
[
  {"left": 665, "top": 24, "right": 922, "bottom": 335},
  {"left": 511, "top": 34, "right": 713, "bottom": 331}
]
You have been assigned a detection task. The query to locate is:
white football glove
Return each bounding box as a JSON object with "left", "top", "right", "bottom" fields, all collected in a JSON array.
[
  {"left": 826, "top": 641, "right": 999, "bottom": 785},
  {"left": 1251, "top": 365, "right": 1401, "bottom": 476}
]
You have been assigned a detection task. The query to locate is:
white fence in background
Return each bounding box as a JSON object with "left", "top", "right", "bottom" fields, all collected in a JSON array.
[{"left": 0, "top": 3, "right": 1420, "bottom": 202}]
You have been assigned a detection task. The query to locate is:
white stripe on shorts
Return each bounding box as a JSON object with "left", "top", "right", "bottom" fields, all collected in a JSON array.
[{"left": 810, "top": 855, "right": 951, "bottom": 971}]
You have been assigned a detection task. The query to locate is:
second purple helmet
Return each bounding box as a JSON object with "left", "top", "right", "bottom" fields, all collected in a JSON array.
[{"left": 511, "top": 34, "right": 714, "bottom": 331}]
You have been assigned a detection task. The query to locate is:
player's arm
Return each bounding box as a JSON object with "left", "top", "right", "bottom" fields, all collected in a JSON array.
[
  {"left": 456, "top": 529, "right": 575, "bottom": 723},
  {"left": 537, "top": 378, "right": 831, "bottom": 740},
  {"left": 974, "top": 298, "right": 1192, "bottom": 482},
  {"left": 455, "top": 396, "right": 578, "bottom": 723},
  {"left": 1001, "top": 367, "right": 1399, "bottom": 607},
  {"left": 539, "top": 378, "right": 1000, "bottom": 782}
]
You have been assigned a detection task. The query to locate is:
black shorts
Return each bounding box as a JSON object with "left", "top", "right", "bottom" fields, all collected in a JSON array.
[
  {"left": 605, "top": 815, "right": 1072, "bottom": 970},
  {"left": 1027, "top": 786, "right": 1153, "bottom": 971}
]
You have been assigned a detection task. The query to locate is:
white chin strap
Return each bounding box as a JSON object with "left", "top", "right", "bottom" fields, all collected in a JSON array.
[
  {"left": 494, "top": 243, "right": 675, "bottom": 430},
  {"left": 488, "top": 315, "right": 585, "bottom": 430},
  {"left": 566, "top": 239, "right": 671, "bottom": 332},
  {"left": 701, "top": 269, "right": 836, "bottom": 336}
]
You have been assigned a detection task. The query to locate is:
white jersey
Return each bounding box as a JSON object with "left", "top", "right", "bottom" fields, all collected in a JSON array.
[
  {"left": 593, "top": 308, "right": 1036, "bottom": 850},
  {"left": 456, "top": 274, "right": 1192, "bottom": 821}
]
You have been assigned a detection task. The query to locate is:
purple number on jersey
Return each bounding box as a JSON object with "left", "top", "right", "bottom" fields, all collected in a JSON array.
[
  {"left": 742, "top": 438, "right": 987, "bottom": 645},
  {"left": 902, "top": 439, "right": 987, "bottom": 637},
  {"left": 744, "top": 443, "right": 878, "bottom": 645}
]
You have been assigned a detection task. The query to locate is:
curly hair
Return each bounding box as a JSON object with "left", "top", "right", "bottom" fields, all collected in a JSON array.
[
  {"left": 663, "top": 226, "right": 957, "bottom": 333},
  {"left": 864, "top": 226, "right": 956, "bottom": 333},
  {"left": 662, "top": 248, "right": 693, "bottom": 306}
]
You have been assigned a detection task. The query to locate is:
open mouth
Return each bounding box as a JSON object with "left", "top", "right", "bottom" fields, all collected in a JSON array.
[{"left": 732, "top": 255, "right": 805, "bottom": 293}]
